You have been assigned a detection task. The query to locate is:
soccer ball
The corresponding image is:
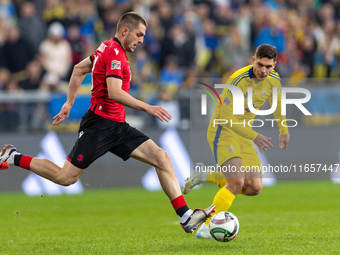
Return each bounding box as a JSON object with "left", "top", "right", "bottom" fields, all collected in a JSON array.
[{"left": 209, "top": 211, "right": 239, "bottom": 242}]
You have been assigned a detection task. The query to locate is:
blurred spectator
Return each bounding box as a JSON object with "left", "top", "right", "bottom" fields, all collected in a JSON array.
[
  {"left": 97, "top": 0, "right": 115, "bottom": 21},
  {"left": 300, "top": 35, "right": 317, "bottom": 78},
  {"left": 317, "top": 3, "right": 335, "bottom": 26},
  {"left": 223, "top": 22, "right": 249, "bottom": 70},
  {"left": 79, "top": 0, "right": 104, "bottom": 44},
  {"left": 195, "top": 3, "right": 212, "bottom": 25},
  {"left": 39, "top": 22, "right": 72, "bottom": 80},
  {"left": 61, "top": 0, "right": 82, "bottom": 29},
  {"left": 254, "top": 12, "right": 286, "bottom": 54},
  {"left": 161, "top": 25, "right": 195, "bottom": 68},
  {"left": 315, "top": 19, "right": 340, "bottom": 78},
  {"left": 19, "top": 60, "right": 45, "bottom": 90},
  {"left": 160, "top": 55, "right": 183, "bottom": 93},
  {"left": 102, "top": 7, "right": 121, "bottom": 37},
  {"left": 42, "top": 0, "right": 65, "bottom": 25},
  {"left": 213, "top": 5, "right": 234, "bottom": 35},
  {"left": 0, "top": 25, "right": 35, "bottom": 75},
  {"left": 158, "top": 2, "right": 174, "bottom": 32},
  {"left": 67, "top": 25, "right": 85, "bottom": 71},
  {"left": 143, "top": 11, "right": 163, "bottom": 62},
  {"left": 197, "top": 20, "right": 219, "bottom": 74},
  {"left": 18, "top": 1, "right": 46, "bottom": 55},
  {"left": 133, "top": 48, "right": 157, "bottom": 84}
]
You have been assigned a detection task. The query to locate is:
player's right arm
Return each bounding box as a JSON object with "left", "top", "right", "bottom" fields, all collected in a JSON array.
[
  {"left": 107, "top": 77, "right": 171, "bottom": 122},
  {"left": 52, "top": 57, "right": 93, "bottom": 125}
]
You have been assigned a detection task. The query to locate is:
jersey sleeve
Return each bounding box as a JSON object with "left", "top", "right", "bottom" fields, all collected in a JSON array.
[
  {"left": 269, "top": 78, "right": 289, "bottom": 135},
  {"left": 219, "top": 77, "right": 259, "bottom": 141},
  {"left": 104, "top": 47, "right": 124, "bottom": 80}
]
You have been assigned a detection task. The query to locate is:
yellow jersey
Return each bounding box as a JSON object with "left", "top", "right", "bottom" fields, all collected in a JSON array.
[{"left": 209, "top": 65, "right": 289, "bottom": 140}]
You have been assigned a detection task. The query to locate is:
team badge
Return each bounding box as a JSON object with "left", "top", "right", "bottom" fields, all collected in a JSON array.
[
  {"left": 77, "top": 154, "right": 84, "bottom": 162},
  {"left": 223, "top": 97, "right": 231, "bottom": 106},
  {"left": 262, "top": 89, "right": 267, "bottom": 98},
  {"left": 111, "top": 60, "right": 121, "bottom": 70},
  {"left": 227, "top": 145, "right": 234, "bottom": 153}
]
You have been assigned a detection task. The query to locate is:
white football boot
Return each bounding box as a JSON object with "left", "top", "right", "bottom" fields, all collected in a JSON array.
[
  {"left": 182, "top": 162, "right": 206, "bottom": 194},
  {"left": 196, "top": 224, "right": 213, "bottom": 239}
]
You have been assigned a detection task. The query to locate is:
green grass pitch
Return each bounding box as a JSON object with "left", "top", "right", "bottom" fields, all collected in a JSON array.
[{"left": 0, "top": 180, "right": 339, "bottom": 254}]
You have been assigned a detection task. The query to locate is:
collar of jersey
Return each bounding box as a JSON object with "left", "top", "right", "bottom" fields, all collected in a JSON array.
[
  {"left": 113, "top": 37, "right": 125, "bottom": 51},
  {"left": 249, "top": 67, "right": 254, "bottom": 79}
]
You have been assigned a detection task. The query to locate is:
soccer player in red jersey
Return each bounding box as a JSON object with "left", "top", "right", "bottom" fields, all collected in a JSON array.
[{"left": 0, "top": 12, "right": 215, "bottom": 233}]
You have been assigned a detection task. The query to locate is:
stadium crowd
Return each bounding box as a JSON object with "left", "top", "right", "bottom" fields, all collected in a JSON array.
[{"left": 0, "top": 0, "right": 339, "bottom": 131}]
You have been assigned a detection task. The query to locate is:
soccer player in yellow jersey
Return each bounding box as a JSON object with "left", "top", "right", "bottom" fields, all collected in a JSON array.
[{"left": 184, "top": 44, "right": 290, "bottom": 238}]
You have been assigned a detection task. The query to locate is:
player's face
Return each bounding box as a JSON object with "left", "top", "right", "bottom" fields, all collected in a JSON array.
[
  {"left": 252, "top": 57, "right": 276, "bottom": 79},
  {"left": 125, "top": 23, "right": 146, "bottom": 52}
]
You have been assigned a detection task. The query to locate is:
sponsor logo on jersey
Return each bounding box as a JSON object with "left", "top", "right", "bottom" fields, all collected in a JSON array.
[
  {"left": 254, "top": 91, "right": 259, "bottom": 94},
  {"left": 114, "top": 48, "right": 119, "bottom": 55},
  {"left": 111, "top": 60, "right": 121, "bottom": 70},
  {"left": 223, "top": 97, "right": 231, "bottom": 106}
]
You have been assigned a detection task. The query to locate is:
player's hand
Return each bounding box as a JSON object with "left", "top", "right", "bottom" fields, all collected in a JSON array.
[
  {"left": 146, "top": 105, "right": 172, "bottom": 122},
  {"left": 279, "top": 133, "right": 290, "bottom": 151},
  {"left": 52, "top": 102, "right": 72, "bottom": 126},
  {"left": 254, "top": 134, "right": 273, "bottom": 153}
]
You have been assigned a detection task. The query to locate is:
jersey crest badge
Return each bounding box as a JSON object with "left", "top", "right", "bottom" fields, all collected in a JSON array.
[
  {"left": 223, "top": 97, "right": 231, "bottom": 106},
  {"left": 227, "top": 145, "right": 234, "bottom": 153},
  {"left": 262, "top": 89, "right": 267, "bottom": 98},
  {"left": 111, "top": 60, "right": 121, "bottom": 70}
]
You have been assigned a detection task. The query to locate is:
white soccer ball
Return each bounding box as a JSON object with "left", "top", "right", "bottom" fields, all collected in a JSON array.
[{"left": 209, "top": 211, "right": 239, "bottom": 242}]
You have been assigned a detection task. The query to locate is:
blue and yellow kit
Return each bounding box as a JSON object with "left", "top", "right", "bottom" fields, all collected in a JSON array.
[{"left": 207, "top": 65, "right": 289, "bottom": 167}]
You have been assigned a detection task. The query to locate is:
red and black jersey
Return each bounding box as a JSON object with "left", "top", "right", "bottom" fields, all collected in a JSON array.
[{"left": 89, "top": 37, "right": 131, "bottom": 122}]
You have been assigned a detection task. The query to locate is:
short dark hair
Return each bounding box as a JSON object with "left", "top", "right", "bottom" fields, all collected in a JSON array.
[
  {"left": 255, "top": 44, "right": 277, "bottom": 61},
  {"left": 117, "top": 12, "right": 147, "bottom": 32}
]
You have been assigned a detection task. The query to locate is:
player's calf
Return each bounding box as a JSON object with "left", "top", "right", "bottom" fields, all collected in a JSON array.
[{"left": 224, "top": 178, "right": 244, "bottom": 196}]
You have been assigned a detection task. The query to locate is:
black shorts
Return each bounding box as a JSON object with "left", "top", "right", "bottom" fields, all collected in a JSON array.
[{"left": 67, "top": 110, "right": 150, "bottom": 169}]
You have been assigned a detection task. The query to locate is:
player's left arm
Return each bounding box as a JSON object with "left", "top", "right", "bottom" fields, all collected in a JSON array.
[
  {"left": 52, "top": 57, "right": 93, "bottom": 125},
  {"left": 269, "top": 79, "right": 290, "bottom": 151}
]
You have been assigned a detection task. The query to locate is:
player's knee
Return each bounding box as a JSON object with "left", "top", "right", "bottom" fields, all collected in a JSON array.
[
  {"left": 243, "top": 183, "right": 262, "bottom": 196},
  {"left": 250, "top": 184, "right": 262, "bottom": 195},
  {"left": 155, "top": 149, "right": 171, "bottom": 169}
]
